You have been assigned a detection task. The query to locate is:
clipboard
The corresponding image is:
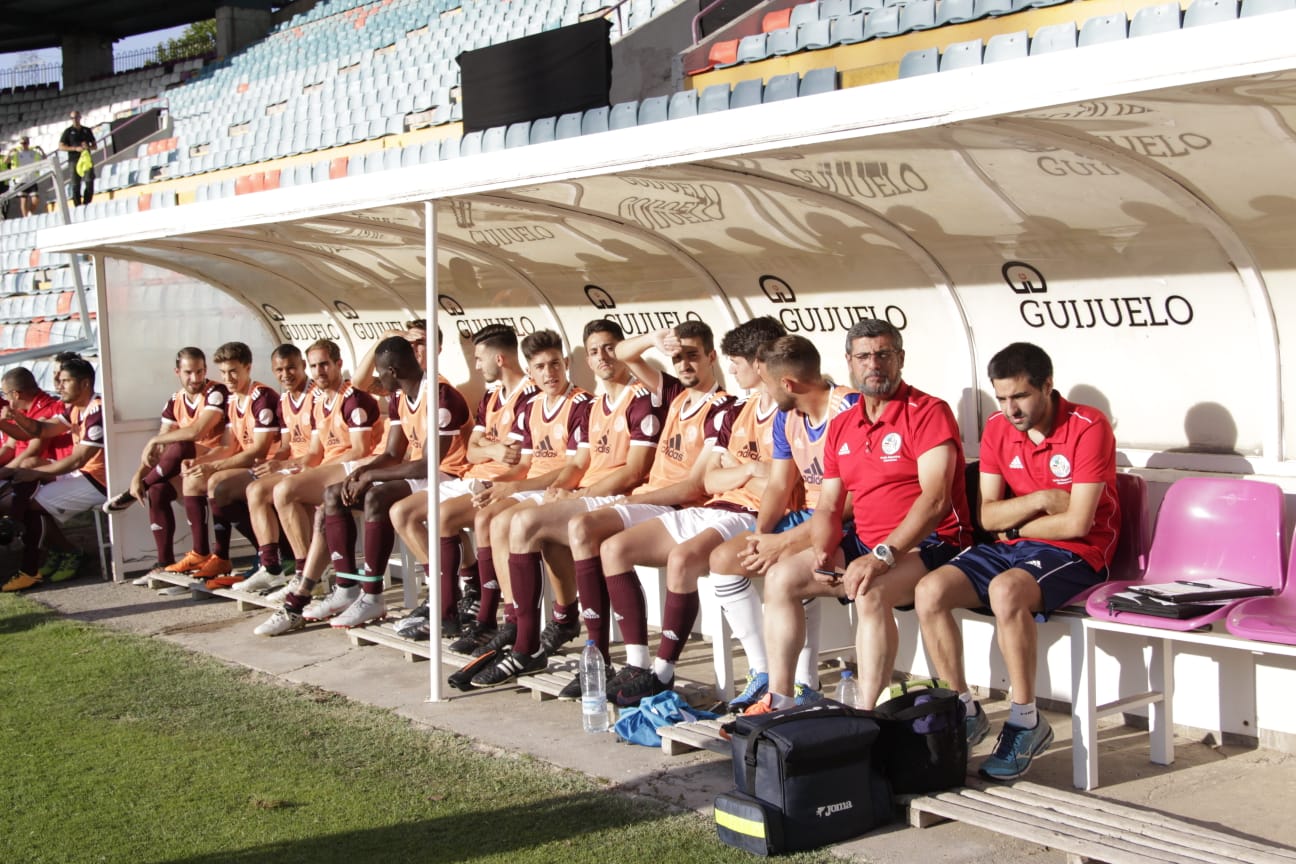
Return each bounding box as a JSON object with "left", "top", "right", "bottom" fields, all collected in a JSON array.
[{"left": 1129, "top": 579, "right": 1273, "bottom": 602}]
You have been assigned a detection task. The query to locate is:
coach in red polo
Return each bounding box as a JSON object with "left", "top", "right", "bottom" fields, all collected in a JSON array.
[{"left": 915, "top": 341, "right": 1119, "bottom": 783}]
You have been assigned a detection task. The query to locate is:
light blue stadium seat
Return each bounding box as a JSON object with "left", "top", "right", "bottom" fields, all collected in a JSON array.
[
  {"left": 731, "top": 78, "right": 764, "bottom": 108},
  {"left": 736, "top": 33, "right": 769, "bottom": 62},
  {"left": 973, "top": 0, "right": 1014, "bottom": 15},
  {"left": 482, "top": 126, "right": 507, "bottom": 152},
  {"left": 800, "top": 66, "right": 838, "bottom": 95},
  {"left": 936, "top": 0, "right": 979, "bottom": 24},
  {"left": 638, "top": 96, "right": 669, "bottom": 124},
  {"left": 898, "top": 0, "right": 937, "bottom": 31},
  {"left": 1078, "top": 13, "right": 1128, "bottom": 44},
  {"left": 940, "top": 38, "right": 983, "bottom": 69},
  {"left": 582, "top": 106, "right": 610, "bottom": 134},
  {"left": 505, "top": 122, "right": 532, "bottom": 147},
  {"left": 610, "top": 101, "right": 639, "bottom": 129},
  {"left": 531, "top": 117, "right": 557, "bottom": 143},
  {"left": 1031, "top": 20, "right": 1077, "bottom": 53},
  {"left": 764, "top": 73, "right": 800, "bottom": 102},
  {"left": 1130, "top": 1, "right": 1183, "bottom": 34},
  {"left": 1184, "top": 0, "right": 1238, "bottom": 26},
  {"left": 822, "top": 0, "right": 851, "bottom": 17},
  {"left": 798, "top": 19, "right": 835, "bottom": 48},
  {"left": 863, "top": 5, "right": 901, "bottom": 38},
  {"left": 768, "top": 26, "right": 799, "bottom": 54},
  {"left": 984, "top": 29, "right": 1028, "bottom": 61},
  {"left": 420, "top": 142, "right": 441, "bottom": 162},
  {"left": 440, "top": 136, "right": 461, "bottom": 159},
  {"left": 556, "top": 112, "right": 583, "bottom": 139},
  {"left": 851, "top": 0, "right": 884, "bottom": 9},
  {"left": 460, "top": 131, "right": 484, "bottom": 156},
  {"left": 790, "top": 1, "right": 822, "bottom": 26},
  {"left": 668, "top": 89, "right": 698, "bottom": 119},
  {"left": 698, "top": 83, "right": 731, "bottom": 114},
  {"left": 833, "top": 11, "right": 867, "bottom": 41},
  {"left": 382, "top": 149, "right": 401, "bottom": 172},
  {"left": 898, "top": 47, "right": 939, "bottom": 76},
  {"left": 1242, "top": 0, "right": 1296, "bottom": 15},
  {"left": 401, "top": 143, "right": 422, "bottom": 167}
]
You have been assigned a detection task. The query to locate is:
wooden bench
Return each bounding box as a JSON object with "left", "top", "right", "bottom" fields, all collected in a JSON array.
[{"left": 905, "top": 780, "right": 1296, "bottom": 864}]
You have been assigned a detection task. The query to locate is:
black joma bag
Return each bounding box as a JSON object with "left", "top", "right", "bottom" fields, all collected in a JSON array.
[
  {"left": 715, "top": 703, "right": 893, "bottom": 855},
  {"left": 871, "top": 685, "right": 967, "bottom": 794}
]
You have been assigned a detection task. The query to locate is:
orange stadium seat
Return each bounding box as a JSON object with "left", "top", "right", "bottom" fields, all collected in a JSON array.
[
  {"left": 763, "top": 7, "right": 793, "bottom": 31},
  {"left": 330, "top": 157, "right": 349, "bottom": 179},
  {"left": 263, "top": 169, "right": 282, "bottom": 190}
]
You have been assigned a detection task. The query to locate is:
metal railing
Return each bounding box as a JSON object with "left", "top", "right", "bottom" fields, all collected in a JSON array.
[{"left": 0, "top": 63, "right": 61, "bottom": 93}]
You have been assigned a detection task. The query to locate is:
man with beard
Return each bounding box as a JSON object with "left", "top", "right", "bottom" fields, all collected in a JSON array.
[{"left": 751, "top": 319, "right": 972, "bottom": 713}]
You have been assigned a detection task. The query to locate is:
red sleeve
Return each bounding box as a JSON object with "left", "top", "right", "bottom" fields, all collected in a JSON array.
[
  {"left": 823, "top": 412, "right": 847, "bottom": 481},
  {"left": 388, "top": 392, "right": 402, "bottom": 424},
  {"left": 160, "top": 395, "right": 176, "bottom": 423},
  {"left": 1070, "top": 414, "right": 1117, "bottom": 483},
  {"left": 252, "top": 388, "right": 280, "bottom": 431},
  {"left": 910, "top": 398, "right": 961, "bottom": 460},
  {"left": 657, "top": 373, "right": 684, "bottom": 407},
  {"left": 205, "top": 383, "right": 229, "bottom": 412},
  {"left": 516, "top": 403, "right": 534, "bottom": 449},
  {"left": 627, "top": 390, "right": 663, "bottom": 445},
  {"left": 473, "top": 390, "right": 491, "bottom": 431},
  {"left": 706, "top": 396, "right": 735, "bottom": 447},
  {"left": 343, "top": 389, "right": 379, "bottom": 430},
  {"left": 567, "top": 396, "right": 591, "bottom": 452},
  {"left": 81, "top": 401, "right": 106, "bottom": 448},
  {"left": 978, "top": 415, "right": 1006, "bottom": 476},
  {"left": 438, "top": 382, "right": 470, "bottom": 433}
]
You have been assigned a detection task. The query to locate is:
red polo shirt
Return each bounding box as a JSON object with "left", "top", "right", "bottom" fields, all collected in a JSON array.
[
  {"left": 823, "top": 381, "right": 971, "bottom": 550},
  {"left": 5, "top": 391, "right": 74, "bottom": 461},
  {"left": 979, "top": 393, "right": 1120, "bottom": 571}
]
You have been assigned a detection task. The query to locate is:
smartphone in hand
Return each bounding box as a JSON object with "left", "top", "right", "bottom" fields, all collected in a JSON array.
[{"left": 814, "top": 567, "right": 844, "bottom": 582}]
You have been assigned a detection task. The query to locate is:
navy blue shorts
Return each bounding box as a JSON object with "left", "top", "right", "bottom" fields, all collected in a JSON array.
[
  {"left": 774, "top": 508, "right": 813, "bottom": 533},
  {"left": 944, "top": 540, "right": 1105, "bottom": 614},
  {"left": 838, "top": 532, "right": 961, "bottom": 607}
]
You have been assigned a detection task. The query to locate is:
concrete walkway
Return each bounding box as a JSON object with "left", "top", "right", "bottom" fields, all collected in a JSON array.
[{"left": 30, "top": 578, "right": 1296, "bottom": 863}]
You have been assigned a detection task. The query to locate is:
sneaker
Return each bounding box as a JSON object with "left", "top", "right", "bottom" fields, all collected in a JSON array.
[
  {"left": 102, "top": 490, "right": 137, "bottom": 513},
  {"left": 538, "top": 619, "right": 582, "bottom": 655},
  {"left": 254, "top": 608, "right": 305, "bottom": 637},
  {"left": 205, "top": 575, "right": 242, "bottom": 590},
  {"left": 302, "top": 584, "right": 361, "bottom": 621},
  {"left": 457, "top": 582, "right": 481, "bottom": 625},
  {"left": 37, "top": 551, "right": 69, "bottom": 579},
  {"left": 440, "top": 616, "right": 466, "bottom": 640},
  {"left": 158, "top": 584, "right": 191, "bottom": 596},
  {"left": 131, "top": 562, "right": 170, "bottom": 586},
  {"left": 742, "top": 693, "right": 777, "bottom": 716},
  {"left": 728, "top": 669, "right": 770, "bottom": 713},
  {"left": 609, "top": 665, "right": 671, "bottom": 707},
  {"left": 469, "top": 649, "right": 548, "bottom": 687},
  {"left": 395, "top": 605, "right": 431, "bottom": 639},
  {"left": 473, "top": 621, "right": 518, "bottom": 658},
  {"left": 165, "top": 550, "right": 209, "bottom": 574},
  {"left": 966, "top": 702, "right": 991, "bottom": 746},
  {"left": 329, "top": 593, "right": 387, "bottom": 629},
  {"left": 558, "top": 664, "right": 616, "bottom": 701},
  {"left": 47, "top": 551, "right": 82, "bottom": 583},
  {"left": 1, "top": 571, "right": 40, "bottom": 592},
  {"left": 192, "top": 555, "right": 233, "bottom": 581},
  {"left": 234, "top": 567, "right": 286, "bottom": 594},
  {"left": 448, "top": 650, "right": 499, "bottom": 692},
  {"left": 794, "top": 683, "right": 824, "bottom": 706},
  {"left": 448, "top": 620, "right": 497, "bottom": 654},
  {"left": 979, "top": 716, "right": 1054, "bottom": 782}
]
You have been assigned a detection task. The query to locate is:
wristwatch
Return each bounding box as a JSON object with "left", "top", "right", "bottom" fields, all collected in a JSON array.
[
  {"left": 1005, "top": 527, "right": 1021, "bottom": 541},
  {"left": 872, "top": 544, "right": 896, "bottom": 568}
]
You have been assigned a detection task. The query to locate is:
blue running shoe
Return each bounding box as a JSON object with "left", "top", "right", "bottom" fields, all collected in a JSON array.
[
  {"left": 728, "top": 669, "right": 769, "bottom": 713},
  {"left": 979, "top": 715, "right": 1054, "bottom": 782},
  {"left": 966, "top": 702, "right": 991, "bottom": 745},
  {"left": 793, "top": 683, "right": 823, "bottom": 706}
]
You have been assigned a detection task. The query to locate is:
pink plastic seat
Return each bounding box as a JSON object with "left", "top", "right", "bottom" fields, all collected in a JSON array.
[
  {"left": 1062, "top": 472, "right": 1150, "bottom": 609},
  {"left": 1085, "top": 477, "right": 1284, "bottom": 631},
  {"left": 1227, "top": 531, "right": 1296, "bottom": 645}
]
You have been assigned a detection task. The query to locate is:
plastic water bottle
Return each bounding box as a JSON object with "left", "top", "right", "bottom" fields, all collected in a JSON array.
[
  {"left": 838, "top": 670, "right": 859, "bottom": 708},
  {"left": 580, "top": 640, "right": 609, "bottom": 733}
]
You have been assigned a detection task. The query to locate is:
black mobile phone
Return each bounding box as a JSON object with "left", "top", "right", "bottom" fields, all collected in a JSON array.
[{"left": 814, "top": 567, "right": 844, "bottom": 581}]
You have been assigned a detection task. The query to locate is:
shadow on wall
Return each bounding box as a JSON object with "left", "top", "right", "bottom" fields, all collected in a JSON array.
[{"left": 1146, "top": 401, "right": 1255, "bottom": 474}]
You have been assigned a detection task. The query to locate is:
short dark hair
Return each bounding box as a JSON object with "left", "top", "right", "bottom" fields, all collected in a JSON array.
[
  {"left": 271, "top": 343, "right": 302, "bottom": 363},
  {"left": 2, "top": 366, "right": 38, "bottom": 395},
  {"left": 845, "top": 318, "right": 902, "bottom": 353},
  {"left": 520, "top": 329, "right": 564, "bottom": 361},
  {"left": 213, "top": 341, "right": 253, "bottom": 366},
  {"left": 675, "top": 320, "right": 714, "bottom": 354},
  {"left": 720, "top": 315, "right": 786, "bottom": 362},
  {"left": 760, "top": 335, "right": 821, "bottom": 381},
  {"left": 175, "top": 346, "right": 205, "bottom": 367},
  {"left": 406, "top": 318, "right": 427, "bottom": 332},
  {"left": 55, "top": 352, "right": 95, "bottom": 388},
  {"left": 307, "top": 339, "right": 342, "bottom": 363},
  {"left": 472, "top": 324, "right": 518, "bottom": 354},
  {"left": 582, "top": 319, "right": 624, "bottom": 343},
  {"left": 376, "top": 335, "right": 417, "bottom": 366},
  {"left": 987, "top": 342, "right": 1053, "bottom": 389}
]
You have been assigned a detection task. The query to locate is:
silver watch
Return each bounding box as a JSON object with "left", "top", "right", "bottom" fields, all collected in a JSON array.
[{"left": 873, "top": 544, "right": 896, "bottom": 568}]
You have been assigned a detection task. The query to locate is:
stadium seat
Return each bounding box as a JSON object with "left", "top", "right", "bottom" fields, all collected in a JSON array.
[
  {"left": 1078, "top": 13, "right": 1128, "bottom": 44},
  {"left": 763, "top": 7, "right": 793, "bottom": 31},
  {"left": 530, "top": 117, "right": 557, "bottom": 143},
  {"left": 610, "top": 101, "right": 639, "bottom": 130},
  {"left": 984, "top": 30, "right": 1028, "bottom": 61},
  {"left": 638, "top": 96, "right": 669, "bottom": 125},
  {"left": 707, "top": 39, "right": 741, "bottom": 70},
  {"left": 1129, "top": 2, "right": 1183, "bottom": 35},
  {"left": 768, "top": 25, "right": 799, "bottom": 54},
  {"left": 698, "top": 83, "right": 732, "bottom": 114},
  {"left": 505, "top": 122, "right": 532, "bottom": 148},
  {"left": 731, "top": 78, "right": 764, "bottom": 109},
  {"left": 1226, "top": 530, "right": 1296, "bottom": 645},
  {"left": 852, "top": 0, "right": 884, "bottom": 10},
  {"left": 1242, "top": 0, "right": 1296, "bottom": 15},
  {"left": 482, "top": 126, "right": 506, "bottom": 152},
  {"left": 1031, "top": 21, "right": 1077, "bottom": 53},
  {"left": 460, "top": 131, "right": 484, "bottom": 157},
  {"left": 833, "top": 11, "right": 867, "bottom": 41},
  {"left": 556, "top": 112, "right": 583, "bottom": 139},
  {"left": 936, "top": 0, "right": 979, "bottom": 24},
  {"left": 899, "top": 0, "right": 937, "bottom": 32},
  {"left": 940, "top": 38, "right": 983, "bottom": 69},
  {"left": 668, "top": 89, "right": 698, "bottom": 119},
  {"left": 822, "top": 0, "right": 852, "bottom": 17},
  {"left": 420, "top": 142, "right": 441, "bottom": 163},
  {"left": 798, "top": 18, "right": 834, "bottom": 48},
  {"left": 790, "top": 1, "right": 822, "bottom": 27},
  {"left": 582, "top": 106, "right": 610, "bottom": 135},
  {"left": 863, "top": 5, "right": 901, "bottom": 38},
  {"left": 440, "top": 136, "right": 461, "bottom": 159},
  {"left": 1183, "top": 0, "right": 1239, "bottom": 26},
  {"left": 736, "top": 33, "right": 769, "bottom": 62},
  {"left": 800, "top": 66, "right": 838, "bottom": 95},
  {"left": 973, "top": 0, "right": 1014, "bottom": 15},
  {"left": 763, "top": 73, "right": 800, "bottom": 102},
  {"left": 899, "top": 47, "right": 940, "bottom": 76}
]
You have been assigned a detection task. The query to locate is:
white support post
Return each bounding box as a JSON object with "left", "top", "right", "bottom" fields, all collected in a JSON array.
[
  {"left": 1149, "top": 637, "right": 1175, "bottom": 766},
  {"left": 1070, "top": 617, "right": 1099, "bottom": 790},
  {"left": 426, "top": 200, "right": 444, "bottom": 703}
]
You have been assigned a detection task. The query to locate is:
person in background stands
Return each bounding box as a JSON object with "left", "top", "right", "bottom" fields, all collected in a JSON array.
[
  {"left": 58, "top": 111, "right": 96, "bottom": 207},
  {"left": 9, "top": 136, "right": 46, "bottom": 217}
]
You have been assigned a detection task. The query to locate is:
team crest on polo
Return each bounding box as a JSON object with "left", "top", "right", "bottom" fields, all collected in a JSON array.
[
  {"left": 1050, "top": 454, "right": 1071, "bottom": 478},
  {"left": 881, "top": 432, "right": 902, "bottom": 455}
]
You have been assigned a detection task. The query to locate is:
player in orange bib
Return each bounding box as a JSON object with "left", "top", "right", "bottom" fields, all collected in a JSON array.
[
  {"left": 103, "top": 347, "right": 229, "bottom": 577},
  {"left": 175, "top": 342, "right": 282, "bottom": 587},
  {"left": 0, "top": 353, "right": 108, "bottom": 590}
]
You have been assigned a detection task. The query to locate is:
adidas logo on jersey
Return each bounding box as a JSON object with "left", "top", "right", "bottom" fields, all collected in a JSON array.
[
  {"left": 594, "top": 433, "right": 612, "bottom": 455},
  {"left": 1009, "top": 455, "right": 1024, "bottom": 469},
  {"left": 737, "top": 441, "right": 759, "bottom": 461},
  {"left": 663, "top": 432, "right": 685, "bottom": 462},
  {"left": 803, "top": 456, "right": 824, "bottom": 487},
  {"left": 838, "top": 443, "right": 851, "bottom": 455},
  {"left": 535, "top": 434, "right": 559, "bottom": 458}
]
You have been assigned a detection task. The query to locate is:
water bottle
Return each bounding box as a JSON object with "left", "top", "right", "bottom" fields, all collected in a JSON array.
[
  {"left": 838, "top": 670, "right": 859, "bottom": 708},
  {"left": 580, "top": 640, "right": 609, "bottom": 733}
]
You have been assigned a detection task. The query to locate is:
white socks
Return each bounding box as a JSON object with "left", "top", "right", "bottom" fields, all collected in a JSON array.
[
  {"left": 625, "top": 644, "right": 650, "bottom": 670},
  {"left": 796, "top": 597, "right": 822, "bottom": 688},
  {"left": 1009, "top": 701, "right": 1038, "bottom": 729},
  {"left": 713, "top": 574, "right": 767, "bottom": 672},
  {"left": 653, "top": 658, "right": 675, "bottom": 684}
]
